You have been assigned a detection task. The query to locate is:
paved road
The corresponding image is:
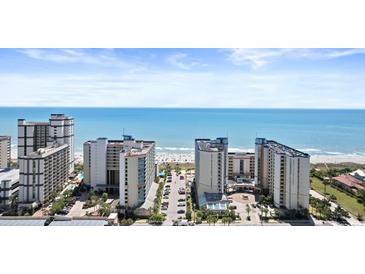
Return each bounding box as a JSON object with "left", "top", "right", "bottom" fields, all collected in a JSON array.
[
  {"left": 310, "top": 190, "right": 362, "bottom": 226},
  {"left": 163, "top": 171, "right": 187, "bottom": 225}
]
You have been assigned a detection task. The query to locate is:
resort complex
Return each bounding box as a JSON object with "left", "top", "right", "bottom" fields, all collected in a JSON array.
[{"left": 0, "top": 113, "right": 364, "bottom": 226}]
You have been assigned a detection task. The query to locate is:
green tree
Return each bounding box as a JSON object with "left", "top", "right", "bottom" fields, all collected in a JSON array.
[
  {"left": 50, "top": 199, "right": 65, "bottom": 215},
  {"left": 207, "top": 215, "right": 218, "bottom": 226},
  {"left": 102, "top": 192, "right": 108, "bottom": 202},
  {"left": 149, "top": 213, "right": 165, "bottom": 225},
  {"left": 98, "top": 202, "right": 111, "bottom": 216},
  {"left": 222, "top": 217, "right": 233, "bottom": 226},
  {"left": 333, "top": 205, "right": 350, "bottom": 221}
]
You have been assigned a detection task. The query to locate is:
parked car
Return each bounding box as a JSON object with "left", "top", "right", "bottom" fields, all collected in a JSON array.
[
  {"left": 177, "top": 209, "right": 185, "bottom": 214},
  {"left": 177, "top": 203, "right": 185, "bottom": 207},
  {"left": 180, "top": 175, "right": 184, "bottom": 180},
  {"left": 178, "top": 198, "right": 185, "bottom": 202}
]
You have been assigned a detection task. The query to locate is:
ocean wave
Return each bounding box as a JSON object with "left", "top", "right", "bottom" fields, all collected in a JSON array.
[
  {"left": 228, "top": 148, "right": 254, "bottom": 153},
  {"left": 156, "top": 146, "right": 194, "bottom": 151},
  {"left": 297, "top": 148, "right": 322, "bottom": 153},
  {"left": 322, "top": 151, "right": 345, "bottom": 155}
]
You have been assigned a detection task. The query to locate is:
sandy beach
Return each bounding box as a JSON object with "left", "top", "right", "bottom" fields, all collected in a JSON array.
[{"left": 12, "top": 149, "right": 365, "bottom": 165}]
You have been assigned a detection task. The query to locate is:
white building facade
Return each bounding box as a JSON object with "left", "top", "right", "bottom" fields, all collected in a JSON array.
[
  {"left": 0, "top": 136, "right": 11, "bottom": 169},
  {"left": 228, "top": 152, "right": 255, "bottom": 180},
  {"left": 195, "top": 137, "right": 228, "bottom": 199},
  {"left": 83, "top": 136, "right": 156, "bottom": 209},
  {"left": 18, "top": 144, "right": 69, "bottom": 207},
  {"left": 0, "top": 168, "right": 19, "bottom": 209},
  {"left": 119, "top": 136, "right": 155, "bottom": 209},
  {"left": 255, "top": 138, "right": 310, "bottom": 210},
  {"left": 18, "top": 114, "right": 74, "bottom": 173}
]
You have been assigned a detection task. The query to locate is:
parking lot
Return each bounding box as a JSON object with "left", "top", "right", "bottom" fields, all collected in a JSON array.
[{"left": 162, "top": 171, "right": 187, "bottom": 225}]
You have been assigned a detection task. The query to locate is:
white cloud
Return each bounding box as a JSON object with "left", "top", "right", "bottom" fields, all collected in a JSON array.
[
  {"left": 18, "top": 48, "right": 146, "bottom": 71},
  {"left": 165, "top": 53, "right": 203, "bottom": 70},
  {"left": 0, "top": 70, "right": 365, "bottom": 108},
  {"left": 226, "top": 48, "right": 365, "bottom": 69}
]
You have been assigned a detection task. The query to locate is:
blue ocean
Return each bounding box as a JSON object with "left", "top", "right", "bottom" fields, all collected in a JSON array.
[{"left": 0, "top": 107, "right": 365, "bottom": 156}]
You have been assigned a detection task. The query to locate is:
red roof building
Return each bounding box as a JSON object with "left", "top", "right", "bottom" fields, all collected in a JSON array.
[{"left": 333, "top": 174, "right": 365, "bottom": 192}]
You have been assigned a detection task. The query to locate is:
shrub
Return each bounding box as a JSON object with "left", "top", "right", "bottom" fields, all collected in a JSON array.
[{"left": 120, "top": 218, "right": 134, "bottom": 226}]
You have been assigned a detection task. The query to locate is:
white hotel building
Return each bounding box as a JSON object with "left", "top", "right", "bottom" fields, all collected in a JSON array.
[
  {"left": 227, "top": 152, "right": 255, "bottom": 180},
  {"left": 18, "top": 144, "right": 69, "bottom": 207},
  {"left": 18, "top": 114, "right": 75, "bottom": 173},
  {"left": 195, "top": 137, "right": 228, "bottom": 199},
  {"left": 255, "top": 138, "right": 310, "bottom": 210},
  {"left": 0, "top": 136, "right": 11, "bottom": 169},
  {"left": 83, "top": 135, "right": 155, "bottom": 209}
]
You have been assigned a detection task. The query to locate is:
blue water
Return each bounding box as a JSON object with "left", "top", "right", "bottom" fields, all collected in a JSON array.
[{"left": 0, "top": 107, "right": 365, "bottom": 155}]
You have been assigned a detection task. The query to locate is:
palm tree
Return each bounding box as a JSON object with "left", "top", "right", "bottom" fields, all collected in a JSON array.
[
  {"left": 323, "top": 177, "right": 330, "bottom": 197},
  {"left": 222, "top": 217, "right": 227, "bottom": 226},
  {"left": 212, "top": 215, "right": 218, "bottom": 226},
  {"left": 9, "top": 194, "right": 17, "bottom": 212},
  {"left": 246, "top": 204, "right": 251, "bottom": 218},
  {"left": 207, "top": 215, "right": 214, "bottom": 226}
]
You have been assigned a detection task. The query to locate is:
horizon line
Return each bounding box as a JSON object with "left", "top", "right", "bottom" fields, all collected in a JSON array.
[{"left": 1, "top": 106, "right": 365, "bottom": 110}]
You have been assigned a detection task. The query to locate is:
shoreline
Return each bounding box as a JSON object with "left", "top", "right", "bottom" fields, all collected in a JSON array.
[{"left": 12, "top": 151, "right": 365, "bottom": 165}]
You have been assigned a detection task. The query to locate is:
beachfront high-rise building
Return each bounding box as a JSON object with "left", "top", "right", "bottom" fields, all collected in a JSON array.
[
  {"left": 0, "top": 136, "right": 11, "bottom": 169},
  {"left": 47, "top": 114, "right": 75, "bottom": 172},
  {"left": 83, "top": 137, "right": 119, "bottom": 193},
  {"left": 255, "top": 138, "right": 310, "bottom": 210},
  {"left": 119, "top": 135, "right": 156, "bottom": 209},
  {"left": 0, "top": 168, "right": 19, "bottom": 210},
  {"left": 17, "top": 114, "right": 74, "bottom": 173},
  {"left": 227, "top": 152, "right": 255, "bottom": 180},
  {"left": 195, "top": 137, "right": 228, "bottom": 199},
  {"left": 18, "top": 144, "right": 69, "bottom": 207},
  {"left": 83, "top": 135, "right": 156, "bottom": 209}
]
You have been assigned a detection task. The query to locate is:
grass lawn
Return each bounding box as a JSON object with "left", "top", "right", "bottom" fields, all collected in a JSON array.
[{"left": 311, "top": 176, "right": 365, "bottom": 217}]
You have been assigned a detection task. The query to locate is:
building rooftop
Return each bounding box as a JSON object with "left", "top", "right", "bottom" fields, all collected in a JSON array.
[
  {"left": 0, "top": 136, "right": 11, "bottom": 141},
  {"left": 50, "top": 113, "right": 73, "bottom": 120},
  {"left": 334, "top": 174, "right": 365, "bottom": 191},
  {"left": 0, "top": 219, "right": 46, "bottom": 226},
  {"left": 228, "top": 151, "right": 254, "bottom": 157},
  {"left": 49, "top": 219, "right": 108, "bottom": 226},
  {"left": 0, "top": 168, "right": 19, "bottom": 182},
  {"left": 350, "top": 169, "right": 365, "bottom": 179},
  {"left": 196, "top": 138, "right": 228, "bottom": 152},
  {"left": 21, "top": 144, "right": 68, "bottom": 158},
  {"left": 17, "top": 119, "right": 49, "bottom": 126},
  {"left": 123, "top": 141, "right": 155, "bottom": 157},
  {"left": 257, "top": 138, "right": 309, "bottom": 158}
]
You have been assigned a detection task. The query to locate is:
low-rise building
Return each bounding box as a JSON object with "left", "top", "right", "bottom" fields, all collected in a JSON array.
[
  {"left": 350, "top": 169, "right": 365, "bottom": 182},
  {"left": 333, "top": 174, "right": 365, "bottom": 193},
  {"left": 0, "top": 136, "right": 11, "bottom": 169},
  {"left": 0, "top": 168, "right": 19, "bottom": 209},
  {"left": 18, "top": 144, "right": 69, "bottom": 207}
]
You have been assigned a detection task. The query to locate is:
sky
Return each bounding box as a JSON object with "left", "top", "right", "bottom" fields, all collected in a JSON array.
[{"left": 0, "top": 48, "right": 365, "bottom": 108}]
